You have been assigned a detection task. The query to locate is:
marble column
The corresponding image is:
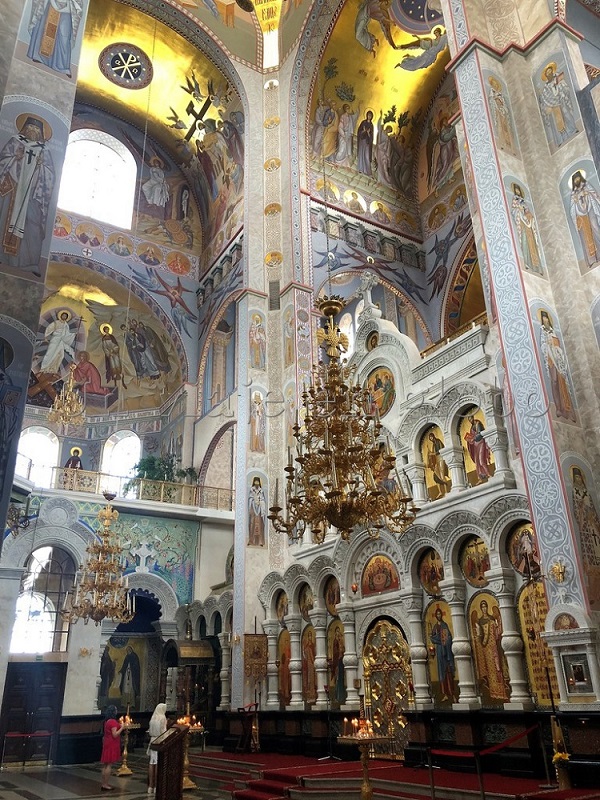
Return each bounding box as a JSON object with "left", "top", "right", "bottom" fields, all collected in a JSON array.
[
  {"left": 287, "top": 613, "right": 304, "bottom": 708},
  {"left": 487, "top": 568, "right": 533, "bottom": 709},
  {"left": 442, "top": 446, "right": 467, "bottom": 493},
  {"left": 217, "top": 632, "right": 232, "bottom": 711},
  {"left": 403, "top": 591, "right": 433, "bottom": 709},
  {"left": 337, "top": 604, "right": 360, "bottom": 709},
  {"left": 439, "top": 578, "right": 481, "bottom": 709},
  {"left": 309, "top": 607, "right": 329, "bottom": 709},
  {"left": 262, "top": 619, "right": 280, "bottom": 709},
  {"left": 482, "top": 426, "right": 513, "bottom": 483},
  {"left": 406, "top": 463, "right": 427, "bottom": 507}
]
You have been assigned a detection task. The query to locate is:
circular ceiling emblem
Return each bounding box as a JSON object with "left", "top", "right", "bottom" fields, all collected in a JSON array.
[{"left": 99, "top": 43, "right": 153, "bottom": 89}]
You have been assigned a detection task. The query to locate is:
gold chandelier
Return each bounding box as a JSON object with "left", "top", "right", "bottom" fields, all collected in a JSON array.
[
  {"left": 63, "top": 492, "right": 134, "bottom": 625},
  {"left": 48, "top": 362, "right": 85, "bottom": 427},
  {"left": 269, "top": 296, "right": 418, "bottom": 543}
]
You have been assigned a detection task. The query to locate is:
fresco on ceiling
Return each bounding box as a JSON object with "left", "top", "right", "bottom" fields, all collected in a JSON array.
[
  {"left": 170, "top": 0, "right": 258, "bottom": 65},
  {"left": 531, "top": 302, "right": 578, "bottom": 425},
  {"left": 70, "top": 106, "right": 203, "bottom": 272},
  {"left": 75, "top": 1, "right": 245, "bottom": 271},
  {"left": 459, "top": 406, "right": 495, "bottom": 487},
  {"left": 560, "top": 160, "right": 600, "bottom": 274},
  {"left": 29, "top": 263, "right": 183, "bottom": 413},
  {"left": 504, "top": 177, "right": 546, "bottom": 277},
  {"left": 566, "top": 462, "right": 600, "bottom": 611},
  {"left": 483, "top": 71, "right": 520, "bottom": 158},
  {"left": 532, "top": 54, "right": 581, "bottom": 154},
  {"left": 308, "top": 0, "right": 449, "bottom": 233},
  {"left": 443, "top": 239, "right": 486, "bottom": 337}
]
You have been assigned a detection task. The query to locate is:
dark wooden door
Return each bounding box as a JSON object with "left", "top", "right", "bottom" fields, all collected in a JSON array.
[{"left": 0, "top": 662, "right": 66, "bottom": 766}]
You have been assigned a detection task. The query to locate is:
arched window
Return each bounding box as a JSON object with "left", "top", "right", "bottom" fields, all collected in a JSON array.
[
  {"left": 10, "top": 546, "right": 76, "bottom": 654},
  {"left": 101, "top": 431, "right": 141, "bottom": 495},
  {"left": 57, "top": 130, "right": 137, "bottom": 228},
  {"left": 17, "top": 427, "right": 59, "bottom": 488}
]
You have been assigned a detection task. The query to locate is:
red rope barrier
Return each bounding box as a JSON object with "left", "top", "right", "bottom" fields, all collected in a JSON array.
[
  {"left": 431, "top": 724, "right": 538, "bottom": 760},
  {"left": 480, "top": 724, "right": 538, "bottom": 756}
]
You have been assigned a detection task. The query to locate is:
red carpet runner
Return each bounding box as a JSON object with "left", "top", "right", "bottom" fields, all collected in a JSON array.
[{"left": 189, "top": 751, "right": 600, "bottom": 800}]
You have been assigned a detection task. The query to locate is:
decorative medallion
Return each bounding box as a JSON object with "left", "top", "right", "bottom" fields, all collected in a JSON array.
[
  {"left": 99, "top": 43, "right": 153, "bottom": 89},
  {"left": 265, "top": 251, "right": 283, "bottom": 266}
]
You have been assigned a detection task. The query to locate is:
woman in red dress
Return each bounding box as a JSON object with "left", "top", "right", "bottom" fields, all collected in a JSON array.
[{"left": 100, "top": 705, "right": 124, "bottom": 790}]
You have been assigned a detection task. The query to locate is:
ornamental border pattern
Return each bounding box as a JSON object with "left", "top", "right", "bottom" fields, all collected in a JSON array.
[{"left": 451, "top": 44, "right": 584, "bottom": 607}]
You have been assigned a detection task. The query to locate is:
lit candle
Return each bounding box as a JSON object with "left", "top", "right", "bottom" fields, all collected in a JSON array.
[{"left": 343, "top": 717, "right": 348, "bottom": 736}]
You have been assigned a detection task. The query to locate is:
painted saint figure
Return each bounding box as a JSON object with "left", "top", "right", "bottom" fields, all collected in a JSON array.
[
  {"left": 40, "top": 310, "right": 75, "bottom": 374},
  {"left": 430, "top": 606, "right": 457, "bottom": 702},
  {"left": 27, "top": 0, "right": 83, "bottom": 77},
  {"left": 302, "top": 627, "right": 317, "bottom": 704},
  {"left": 426, "top": 431, "right": 451, "bottom": 498},
  {"left": 539, "top": 311, "right": 576, "bottom": 422},
  {"left": 100, "top": 324, "right": 127, "bottom": 388},
  {"left": 64, "top": 447, "right": 82, "bottom": 469},
  {"left": 119, "top": 645, "right": 141, "bottom": 709},
  {"left": 571, "top": 467, "right": 600, "bottom": 610},
  {"left": 538, "top": 62, "right": 578, "bottom": 149},
  {"left": 0, "top": 115, "right": 55, "bottom": 273},
  {"left": 471, "top": 599, "right": 509, "bottom": 702},
  {"left": 511, "top": 184, "right": 544, "bottom": 275},
  {"left": 73, "top": 351, "right": 111, "bottom": 396},
  {"left": 250, "top": 392, "right": 266, "bottom": 452},
  {"left": 488, "top": 76, "right": 516, "bottom": 154},
  {"left": 249, "top": 314, "right": 267, "bottom": 370},
  {"left": 248, "top": 477, "right": 266, "bottom": 546},
  {"left": 464, "top": 414, "right": 493, "bottom": 483},
  {"left": 569, "top": 170, "right": 600, "bottom": 268},
  {"left": 356, "top": 111, "right": 374, "bottom": 176}
]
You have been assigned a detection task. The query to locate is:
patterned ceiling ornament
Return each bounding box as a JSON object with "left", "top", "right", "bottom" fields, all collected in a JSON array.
[{"left": 99, "top": 43, "right": 154, "bottom": 89}]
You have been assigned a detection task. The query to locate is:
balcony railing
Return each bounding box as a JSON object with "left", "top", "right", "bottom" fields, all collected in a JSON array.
[{"left": 44, "top": 467, "right": 234, "bottom": 511}]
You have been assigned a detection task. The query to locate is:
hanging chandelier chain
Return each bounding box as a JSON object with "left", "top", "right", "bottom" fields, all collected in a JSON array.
[
  {"left": 269, "top": 297, "right": 418, "bottom": 544},
  {"left": 63, "top": 493, "right": 134, "bottom": 625}
]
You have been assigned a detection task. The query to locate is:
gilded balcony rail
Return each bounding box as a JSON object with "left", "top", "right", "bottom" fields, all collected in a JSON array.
[{"left": 49, "top": 467, "right": 234, "bottom": 511}]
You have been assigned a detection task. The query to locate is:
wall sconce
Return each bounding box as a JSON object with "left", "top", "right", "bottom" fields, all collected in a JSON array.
[
  {"left": 353, "top": 678, "right": 361, "bottom": 691},
  {"left": 79, "top": 647, "right": 93, "bottom": 658},
  {"left": 232, "top": 633, "right": 241, "bottom": 646},
  {"left": 351, "top": 581, "right": 359, "bottom": 595},
  {"left": 549, "top": 559, "right": 566, "bottom": 584}
]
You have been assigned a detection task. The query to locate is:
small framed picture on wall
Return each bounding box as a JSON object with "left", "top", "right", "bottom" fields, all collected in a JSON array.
[{"left": 562, "top": 653, "right": 593, "bottom": 694}]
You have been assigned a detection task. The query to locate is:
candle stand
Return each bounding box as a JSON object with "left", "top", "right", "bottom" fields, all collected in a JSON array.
[
  {"left": 338, "top": 733, "right": 391, "bottom": 800},
  {"left": 117, "top": 721, "right": 140, "bottom": 776},
  {"left": 177, "top": 707, "right": 205, "bottom": 790}
]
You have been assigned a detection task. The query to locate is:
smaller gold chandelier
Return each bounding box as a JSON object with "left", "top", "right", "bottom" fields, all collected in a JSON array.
[
  {"left": 48, "top": 363, "right": 85, "bottom": 427},
  {"left": 269, "top": 296, "right": 418, "bottom": 543},
  {"left": 63, "top": 492, "right": 134, "bottom": 625}
]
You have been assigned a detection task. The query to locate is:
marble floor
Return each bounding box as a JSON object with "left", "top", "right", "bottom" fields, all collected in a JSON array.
[{"left": 0, "top": 754, "right": 227, "bottom": 800}]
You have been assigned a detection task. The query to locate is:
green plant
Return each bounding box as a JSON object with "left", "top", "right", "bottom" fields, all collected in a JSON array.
[
  {"left": 123, "top": 454, "right": 179, "bottom": 495},
  {"left": 176, "top": 466, "right": 199, "bottom": 483}
]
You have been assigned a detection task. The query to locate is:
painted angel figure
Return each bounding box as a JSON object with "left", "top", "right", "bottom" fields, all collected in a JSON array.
[{"left": 396, "top": 27, "right": 448, "bottom": 72}]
